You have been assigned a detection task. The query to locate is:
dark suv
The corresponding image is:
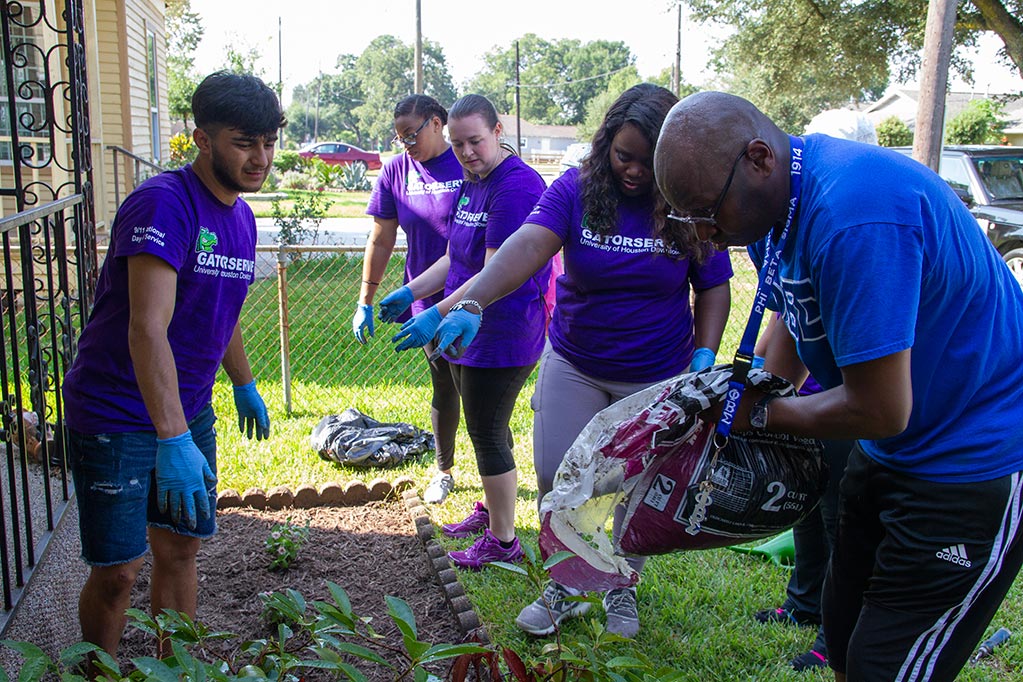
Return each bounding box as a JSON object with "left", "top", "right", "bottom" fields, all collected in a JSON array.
[{"left": 893, "top": 146, "right": 1023, "bottom": 288}]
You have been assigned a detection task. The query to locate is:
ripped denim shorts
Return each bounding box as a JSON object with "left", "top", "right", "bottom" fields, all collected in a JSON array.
[{"left": 68, "top": 404, "right": 218, "bottom": 566}]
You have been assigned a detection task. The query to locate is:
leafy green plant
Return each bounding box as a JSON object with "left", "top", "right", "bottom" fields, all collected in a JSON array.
[
  {"left": 876, "top": 115, "right": 913, "bottom": 147},
  {"left": 167, "top": 131, "right": 197, "bottom": 169},
  {"left": 341, "top": 163, "right": 372, "bottom": 191},
  {"left": 946, "top": 99, "right": 1008, "bottom": 145},
  {"left": 265, "top": 517, "right": 311, "bottom": 570},
  {"left": 449, "top": 547, "right": 687, "bottom": 681},
  {"left": 272, "top": 150, "right": 306, "bottom": 174},
  {"left": 270, "top": 191, "right": 332, "bottom": 256},
  {"left": 1, "top": 582, "right": 486, "bottom": 681}
]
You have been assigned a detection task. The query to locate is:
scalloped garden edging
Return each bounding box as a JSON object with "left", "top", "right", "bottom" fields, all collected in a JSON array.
[{"left": 215, "top": 477, "right": 487, "bottom": 642}]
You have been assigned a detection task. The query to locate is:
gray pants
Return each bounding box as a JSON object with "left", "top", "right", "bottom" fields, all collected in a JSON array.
[{"left": 531, "top": 344, "right": 661, "bottom": 573}]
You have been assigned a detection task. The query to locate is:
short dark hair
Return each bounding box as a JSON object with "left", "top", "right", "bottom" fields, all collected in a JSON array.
[
  {"left": 394, "top": 94, "right": 448, "bottom": 125},
  {"left": 192, "top": 71, "right": 286, "bottom": 136}
]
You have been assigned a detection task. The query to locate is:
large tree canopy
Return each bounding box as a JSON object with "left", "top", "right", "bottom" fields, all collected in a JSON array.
[
  {"left": 165, "top": 0, "right": 203, "bottom": 128},
  {"left": 685, "top": 0, "right": 1022, "bottom": 131},
  {"left": 464, "top": 34, "right": 635, "bottom": 125},
  {"left": 285, "top": 36, "right": 456, "bottom": 149}
]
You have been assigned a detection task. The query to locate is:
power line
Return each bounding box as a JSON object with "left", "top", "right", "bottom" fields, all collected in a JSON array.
[{"left": 505, "top": 64, "right": 634, "bottom": 89}]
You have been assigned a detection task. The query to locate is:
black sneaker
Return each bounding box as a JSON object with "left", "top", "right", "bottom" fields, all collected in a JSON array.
[
  {"left": 753, "top": 606, "right": 819, "bottom": 627},
  {"left": 790, "top": 650, "right": 828, "bottom": 672}
]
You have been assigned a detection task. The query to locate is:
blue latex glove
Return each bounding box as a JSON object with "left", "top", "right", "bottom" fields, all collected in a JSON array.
[
  {"left": 155, "top": 431, "right": 217, "bottom": 530},
  {"left": 434, "top": 309, "right": 482, "bottom": 359},
  {"left": 392, "top": 306, "right": 442, "bottom": 352},
  {"left": 378, "top": 286, "right": 414, "bottom": 323},
  {"left": 352, "top": 304, "right": 375, "bottom": 344},
  {"left": 233, "top": 380, "right": 270, "bottom": 440},
  {"left": 689, "top": 346, "right": 716, "bottom": 372},
  {"left": 751, "top": 355, "right": 766, "bottom": 369}
]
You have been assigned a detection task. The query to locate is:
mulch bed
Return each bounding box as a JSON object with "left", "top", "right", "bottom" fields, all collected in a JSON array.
[{"left": 119, "top": 501, "right": 465, "bottom": 680}]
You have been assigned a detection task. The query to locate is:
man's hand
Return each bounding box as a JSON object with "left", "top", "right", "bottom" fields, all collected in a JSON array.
[
  {"left": 392, "top": 306, "right": 442, "bottom": 351},
  {"left": 233, "top": 380, "right": 270, "bottom": 440},
  {"left": 378, "top": 286, "right": 414, "bottom": 323},
  {"left": 155, "top": 431, "right": 217, "bottom": 529},
  {"left": 352, "top": 304, "right": 375, "bottom": 344},
  {"left": 434, "top": 309, "right": 482, "bottom": 359}
]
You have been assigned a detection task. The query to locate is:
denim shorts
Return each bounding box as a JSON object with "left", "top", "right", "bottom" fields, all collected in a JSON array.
[{"left": 69, "top": 405, "right": 218, "bottom": 566}]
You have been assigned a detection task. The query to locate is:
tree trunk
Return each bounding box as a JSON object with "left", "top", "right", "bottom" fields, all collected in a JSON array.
[{"left": 971, "top": 0, "right": 1023, "bottom": 77}]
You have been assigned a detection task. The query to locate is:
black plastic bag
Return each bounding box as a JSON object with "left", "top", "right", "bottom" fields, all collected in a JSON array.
[{"left": 310, "top": 408, "right": 434, "bottom": 468}]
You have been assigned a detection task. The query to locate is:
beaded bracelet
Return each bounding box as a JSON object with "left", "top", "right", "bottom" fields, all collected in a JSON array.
[{"left": 449, "top": 299, "right": 484, "bottom": 324}]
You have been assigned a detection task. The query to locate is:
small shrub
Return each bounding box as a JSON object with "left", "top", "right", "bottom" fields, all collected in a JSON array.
[
  {"left": 273, "top": 149, "right": 305, "bottom": 174},
  {"left": 167, "top": 131, "right": 197, "bottom": 169},
  {"left": 945, "top": 99, "right": 1007, "bottom": 145},
  {"left": 876, "top": 116, "right": 913, "bottom": 147},
  {"left": 271, "top": 191, "right": 332, "bottom": 258},
  {"left": 265, "top": 517, "right": 310, "bottom": 570},
  {"left": 280, "top": 170, "right": 311, "bottom": 190},
  {"left": 341, "top": 162, "right": 372, "bottom": 191}
]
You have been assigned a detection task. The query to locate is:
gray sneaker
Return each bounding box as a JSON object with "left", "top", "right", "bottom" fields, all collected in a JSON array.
[
  {"left": 603, "top": 587, "right": 639, "bottom": 638},
  {"left": 423, "top": 472, "right": 454, "bottom": 504},
  {"left": 515, "top": 582, "right": 591, "bottom": 636}
]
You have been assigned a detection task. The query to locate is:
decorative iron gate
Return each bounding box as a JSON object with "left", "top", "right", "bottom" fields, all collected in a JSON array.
[{"left": 0, "top": 0, "right": 96, "bottom": 632}]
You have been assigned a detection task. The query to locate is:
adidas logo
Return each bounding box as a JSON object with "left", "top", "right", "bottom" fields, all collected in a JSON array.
[{"left": 936, "top": 544, "right": 972, "bottom": 568}]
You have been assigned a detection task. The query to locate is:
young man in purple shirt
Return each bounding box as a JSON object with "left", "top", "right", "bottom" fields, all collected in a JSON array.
[{"left": 62, "top": 72, "right": 284, "bottom": 660}]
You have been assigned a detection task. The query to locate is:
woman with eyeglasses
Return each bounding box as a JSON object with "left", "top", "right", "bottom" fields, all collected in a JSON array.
[
  {"left": 353, "top": 94, "right": 465, "bottom": 505},
  {"left": 428, "top": 83, "right": 733, "bottom": 638},
  {"left": 380, "top": 93, "right": 551, "bottom": 571}
]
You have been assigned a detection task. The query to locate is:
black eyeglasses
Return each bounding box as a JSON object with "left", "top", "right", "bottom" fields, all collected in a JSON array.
[
  {"left": 667, "top": 145, "right": 748, "bottom": 227},
  {"left": 393, "top": 117, "right": 432, "bottom": 146}
]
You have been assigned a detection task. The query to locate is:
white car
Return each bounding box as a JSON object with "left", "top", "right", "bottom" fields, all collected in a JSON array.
[{"left": 558, "top": 143, "right": 591, "bottom": 176}]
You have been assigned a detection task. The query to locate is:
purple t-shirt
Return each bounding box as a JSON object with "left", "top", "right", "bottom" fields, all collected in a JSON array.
[
  {"left": 526, "top": 169, "right": 733, "bottom": 382},
  {"left": 366, "top": 147, "right": 463, "bottom": 316},
  {"left": 63, "top": 165, "right": 256, "bottom": 433},
  {"left": 445, "top": 155, "right": 549, "bottom": 368}
]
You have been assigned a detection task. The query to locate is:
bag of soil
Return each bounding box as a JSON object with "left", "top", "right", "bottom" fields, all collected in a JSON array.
[
  {"left": 310, "top": 408, "right": 434, "bottom": 468},
  {"left": 538, "top": 366, "right": 827, "bottom": 591}
]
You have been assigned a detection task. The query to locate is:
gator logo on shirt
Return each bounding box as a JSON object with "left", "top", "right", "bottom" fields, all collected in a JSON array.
[
  {"left": 195, "top": 226, "right": 218, "bottom": 253},
  {"left": 458, "top": 196, "right": 470, "bottom": 209},
  {"left": 407, "top": 170, "right": 422, "bottom": 185}
]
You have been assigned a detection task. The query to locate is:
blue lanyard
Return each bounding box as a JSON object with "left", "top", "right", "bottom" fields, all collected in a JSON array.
[{"left": 715, "top": 135, "right": 804, "bottom": 442}]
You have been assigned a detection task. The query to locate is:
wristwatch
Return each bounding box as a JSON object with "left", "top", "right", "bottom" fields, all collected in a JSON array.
[{"left": 750, "top": 396, "right": 775, "bottom": 431}]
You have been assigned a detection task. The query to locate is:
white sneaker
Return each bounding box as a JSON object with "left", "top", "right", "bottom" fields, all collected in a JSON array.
[{"left": 423, "top": 472, "right": 455, "bottom": 504}]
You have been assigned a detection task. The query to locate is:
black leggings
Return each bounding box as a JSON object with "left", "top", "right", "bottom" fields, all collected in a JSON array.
[
  {"left": 423, "top": 342, "right": 460, "bottom": 471},
  {"left": 449, "top": 363, "right": 534, "bottom": 477}
]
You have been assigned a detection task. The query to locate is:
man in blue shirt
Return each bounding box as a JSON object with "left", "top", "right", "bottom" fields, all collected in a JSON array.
[{"left": 654, "top": 91, "right": 1023, "bottom": 682}]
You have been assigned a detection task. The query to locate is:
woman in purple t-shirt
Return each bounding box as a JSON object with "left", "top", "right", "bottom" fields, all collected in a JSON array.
[
  {"left": 430, "top": 84, "right": 733, "bottom": 638},
  {"left": 380, "top": 94, "right": 550, "bottom": 571},
  {"left": 354, "top": 95, "right": 465, "bottom": 505}
]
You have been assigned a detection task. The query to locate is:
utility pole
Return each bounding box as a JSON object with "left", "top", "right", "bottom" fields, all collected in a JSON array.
[
  {"left": 674, "top": 2, "right": 682, "bottom": 97},
  {"left": 414, "top": 0, "right": 424, "bottom": 94},
  {"left": 515, "top": 41, "right": 522, "bottom": 156},
  {"left": 278, "top": 16, "right": 284, "bottom": 146},
  {"left": 313, "top": 72, "right": 321, "bottom": 143},
  {"left": 913, "top": 0, "right": 957, "bottom": 171}
]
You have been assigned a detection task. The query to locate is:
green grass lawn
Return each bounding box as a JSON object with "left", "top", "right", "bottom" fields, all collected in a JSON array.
[
  {"left": 210, "top": 251, "right": 1023, "bottom": 681},
  {"left": 247, "top": 190, "right": 372, "bottom": 219}
]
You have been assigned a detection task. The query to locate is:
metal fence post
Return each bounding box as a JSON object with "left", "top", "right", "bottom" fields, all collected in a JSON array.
[{"left": 276, "top": 244, "right": 293, "bottom": 416}]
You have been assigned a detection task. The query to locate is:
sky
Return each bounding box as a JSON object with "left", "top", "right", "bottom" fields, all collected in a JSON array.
[{"left": 189, "top": 0, "right": 1023, "bottom": 106}]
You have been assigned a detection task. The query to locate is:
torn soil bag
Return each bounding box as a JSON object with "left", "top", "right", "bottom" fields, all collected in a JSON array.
[
  {"left": 311, "top": 408, "right": 434, "bottom": 468},
  {"left": 539, "top": 366, "right": 827, "bottom": 591}
]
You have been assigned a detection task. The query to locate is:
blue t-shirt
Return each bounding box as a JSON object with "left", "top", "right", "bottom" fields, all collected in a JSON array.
[
  {"left": 527, "top": 168, "right": 733, "bottom": 382},
  {"left": 750, "top": 135, "right": 1023, "bottom": 483},
  {"left": 366, "top": 147, "right": 463, "bottom": 315},
  {"left": 444, "top": 154, "right": 549, "bottom": 368},
  {"left": 63, "top": 165, "right": 257, "bottom": 433}
]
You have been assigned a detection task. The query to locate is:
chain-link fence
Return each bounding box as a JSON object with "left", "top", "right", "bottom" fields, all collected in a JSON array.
[{"left": 240, "top": 246, "right": 763, "bottom": 417}]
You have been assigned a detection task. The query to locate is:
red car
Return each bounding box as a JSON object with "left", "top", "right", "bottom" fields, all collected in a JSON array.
[{"left": 298, "top": 142, "right": 382, "bottom": 170}]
